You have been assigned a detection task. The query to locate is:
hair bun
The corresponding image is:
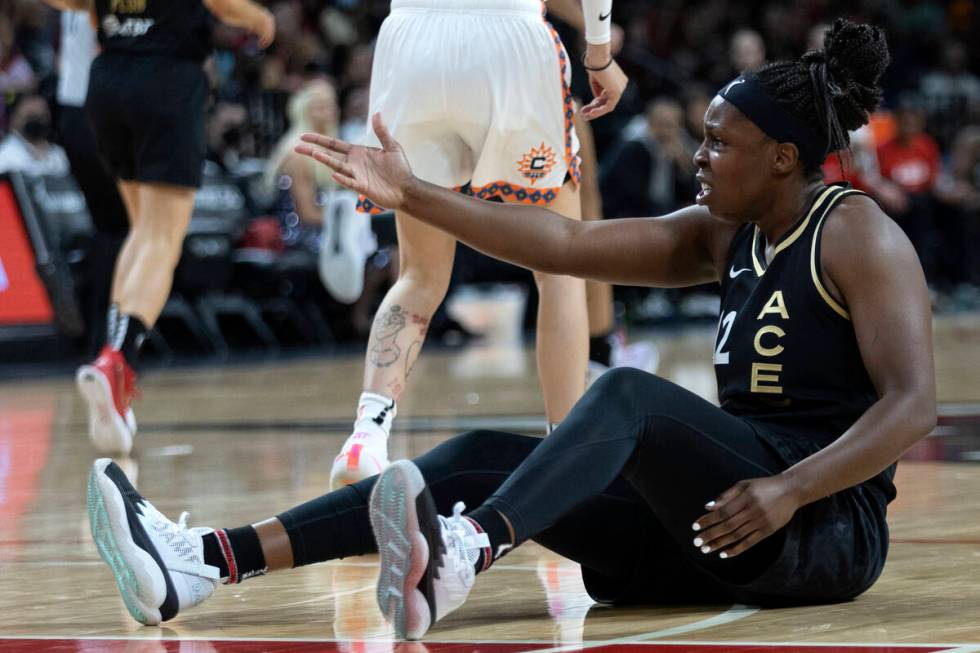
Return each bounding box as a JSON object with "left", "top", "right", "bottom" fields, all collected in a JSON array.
[{"left": 816, "top": 18, "right": 890, "bottom": 132}]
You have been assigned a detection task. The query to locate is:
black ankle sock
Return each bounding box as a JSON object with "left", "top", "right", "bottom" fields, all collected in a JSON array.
[
  {"left": 466, "top": 505, "right": 513, "bottom": 574},
  {"left": 202, "top": 526, "right": 268, "bottom": 584},
  {"left": 589, "top": 332, "right": 613, "bottom": 367},
  {"left": 202, "top": 532, "right": 229, "bottom": 578},
  {"left": 113, "top": 314, "right": 147, "bottom": 368}
]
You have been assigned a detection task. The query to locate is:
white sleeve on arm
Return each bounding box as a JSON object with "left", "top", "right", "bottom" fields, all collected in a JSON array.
[{"left": 581, "top": 0, "right": 613, "bottom": 45}]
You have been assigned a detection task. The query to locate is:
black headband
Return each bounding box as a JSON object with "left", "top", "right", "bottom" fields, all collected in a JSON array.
[{"left": 718, "top": 75, "right": 828, "bottom": 167}]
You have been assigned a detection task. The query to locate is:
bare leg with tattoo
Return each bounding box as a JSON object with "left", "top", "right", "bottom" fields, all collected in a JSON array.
[
  {"left": 330, "top": 184, "right": 587, "bottom": 487},
  {"left": 329, "top": 211, "right": 453, "bottom": 488}
]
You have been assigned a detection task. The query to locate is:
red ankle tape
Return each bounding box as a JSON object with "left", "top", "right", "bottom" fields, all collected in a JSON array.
[{"left": 215, "top": 529, "right": 239, "bottom": 584}]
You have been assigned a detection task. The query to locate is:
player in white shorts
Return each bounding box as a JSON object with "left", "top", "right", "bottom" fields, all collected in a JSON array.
[{"left": 330, "top": 0, "right": 628, "bottom": 488}]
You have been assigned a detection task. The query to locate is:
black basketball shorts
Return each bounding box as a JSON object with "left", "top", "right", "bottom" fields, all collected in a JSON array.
[{"left": 86, "top": 51, "right": 208, "bottom": 189}]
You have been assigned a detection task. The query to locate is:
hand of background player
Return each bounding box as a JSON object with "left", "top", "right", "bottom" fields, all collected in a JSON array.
[
  {"left": 252, "top": 8, "right": 276, "bottom": 49},
  {"left": 690, "top": 475, "right": 802, "bottom": 559},
  {"left": 581, "top": 42, "right": 629, "bottom": 121},
  {"left": 296, "top": 113, "right": 414, "bottom": 210}
]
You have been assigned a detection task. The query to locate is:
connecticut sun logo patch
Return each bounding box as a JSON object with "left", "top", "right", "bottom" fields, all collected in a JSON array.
[{"left": 517, "top": 143, "right": 557, "bottom": 184}]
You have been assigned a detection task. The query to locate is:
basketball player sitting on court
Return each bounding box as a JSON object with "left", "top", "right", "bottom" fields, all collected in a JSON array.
[{"left": 87, "top": 19, "right": 936, "bottom": 641}]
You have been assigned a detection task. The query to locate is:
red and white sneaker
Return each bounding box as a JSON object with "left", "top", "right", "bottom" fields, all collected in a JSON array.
[
  {"left": 76, "top": 345, "right": 140, "bottom": 454},
  {"left": 330, "top": 429, "right": 389, "bottom": 490}
]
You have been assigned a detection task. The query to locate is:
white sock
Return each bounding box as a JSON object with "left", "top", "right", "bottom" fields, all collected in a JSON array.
[{"left": 353, "top": 392, "right": 397, "bottom": 438}]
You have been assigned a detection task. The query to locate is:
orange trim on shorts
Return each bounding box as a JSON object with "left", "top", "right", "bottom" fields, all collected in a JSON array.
[
  {"left": 543, "top": 19, "right": 581, "bottom": 187},
  {"left": 356, "top": 195, "right": 386, "bottom": 215},
  {"left": 358, "top": 184, "right": 470, "bottom": 215},
  {"left": 468, "top": 180, "right": 563, "bottom": 205}
]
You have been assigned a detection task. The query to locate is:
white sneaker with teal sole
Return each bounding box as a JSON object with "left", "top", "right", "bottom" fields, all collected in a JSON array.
[{"left": 87, "top": 458, "right": 220, "bottom": 625}]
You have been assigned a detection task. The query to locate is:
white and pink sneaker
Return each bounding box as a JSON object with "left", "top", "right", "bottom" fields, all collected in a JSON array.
[{"left": 330, "top": 428, "right": 390, "bottom": 490}]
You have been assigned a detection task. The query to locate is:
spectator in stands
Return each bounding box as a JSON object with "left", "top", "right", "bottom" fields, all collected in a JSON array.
[
  {"left": 265, "top": 78, "right": 383, "bottom": 339},
  {"left": 338, "top": 85, "right": 369, "bottom": 145},
  {"left": 919, "top": 41, "right": 980, "bottom": 148},
  {"left": 600, "top": 97, "right": 696, "bottom": 219},
  {"left": 265, "top": 79, "right": 339, "bottom": 247},
  {"left": 938, "top": 126, "right": 980, "bottom": 212},
  {"left": 0, "top": 15, "right": 35, "bottom": 96},
  {"left": 0, "top": 15, "right": 36, "bottom": 132},
  {"left": 0, "top": 94, "right": 69, "bottom": 177},
  {"left": 207, "top": 102, "right": 259, "bottom": 176},
  {"left": 705, "top": 27, "right": 766, "bottom": 89},
  {"left": 730, "top": 28, "right": 766, "bottom": 74},
  {"left": 935, "top": 125, "right": 980, "bottom": 289},
  {"left": 681, "top": 84, "right": 712, "bottom": 142},
  {"left": 877, "top": 97, "right": 942, "bottom": 285}
]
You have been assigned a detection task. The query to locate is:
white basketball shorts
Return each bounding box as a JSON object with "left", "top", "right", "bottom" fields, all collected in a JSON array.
[{"left": 358, "top": 0, "right": 580, "bottom": 213}]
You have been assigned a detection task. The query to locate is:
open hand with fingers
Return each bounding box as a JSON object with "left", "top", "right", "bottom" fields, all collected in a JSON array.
[
  {"left": 580, "top": 42, "right": 629, "bottom": 121},
  {"left": 691, "top": 475, "right": 803, "bottom": 559},
  {"left": 295, "top": 113, "right": 414, "bottom": 210}
]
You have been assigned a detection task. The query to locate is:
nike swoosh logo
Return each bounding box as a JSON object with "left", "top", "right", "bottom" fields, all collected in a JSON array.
[
  {"left": 722, "top": 78, "right": 746, "bottom": 95},
  {"left": 599, "top": 10, "right": 611, "bottom": 21},
  {"left": 729, "top": 265, "right": 752, "bottom": 278}
]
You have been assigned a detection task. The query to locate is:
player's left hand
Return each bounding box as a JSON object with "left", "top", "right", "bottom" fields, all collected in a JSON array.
[
  {"left": 296, "top": 112, "right": 415, "bottom": 210},
  {"left": 691, "top": 475, "right": 802, "bottom": 559}
]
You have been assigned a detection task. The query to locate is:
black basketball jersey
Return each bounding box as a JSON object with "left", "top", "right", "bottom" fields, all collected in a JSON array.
[
  {"left": 95, "top": 0, "right": 213, "bottom": 62},
  {"left": 715, "top": 184, "right": 881, "bottom": 442}
]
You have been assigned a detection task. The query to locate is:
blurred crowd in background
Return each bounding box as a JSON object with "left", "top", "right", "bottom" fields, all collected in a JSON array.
[{"left": 1, "top": 0, "right": 978, "bottom": 358}]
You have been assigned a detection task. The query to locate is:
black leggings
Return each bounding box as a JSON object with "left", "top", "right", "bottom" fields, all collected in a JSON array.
[{"left": 277, "top": 369, "right": 802, "bottom": 604}]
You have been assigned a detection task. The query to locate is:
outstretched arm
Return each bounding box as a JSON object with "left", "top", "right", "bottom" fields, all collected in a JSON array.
[
  {"left": 203, "top": 0, "right": 276, "bottom": 48},
  {"left": 694, "top": 195, "right": 936, "bottom": 558},
  {"left": 40, "top": 0, "right": 91, "bottom": 10},
  {"left": 297, "top": 114, "right": 726, "bottom": 288}
]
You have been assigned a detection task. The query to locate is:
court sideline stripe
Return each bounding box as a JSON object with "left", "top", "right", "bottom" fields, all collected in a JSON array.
[
  {"left": 0, "top": 636, "right": 976, "bottom": 648},
  {"left": 512, "top": 604, "right": 760, "bottom": 653}
]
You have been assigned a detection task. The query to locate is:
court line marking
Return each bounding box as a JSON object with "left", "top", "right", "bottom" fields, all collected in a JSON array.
[
  {"left": 123, "top": 401, "right": 980, "bottom": 434},
  {"left": 266, "top": 583, "right": 376, "bottom": 609},
  {"left": 513, "top": 604, "right": 760, "bottom": 653},
  {"left": 0, "top": 635, "right": 977, "bottom": 647},
  {"left": 1, "top": 630, "right": 975, "bottom": 648}
]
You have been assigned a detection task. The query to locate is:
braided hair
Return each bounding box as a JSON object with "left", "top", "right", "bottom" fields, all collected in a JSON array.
[{"left": 753, "top": 18, "right": 890, "bottom": 173}]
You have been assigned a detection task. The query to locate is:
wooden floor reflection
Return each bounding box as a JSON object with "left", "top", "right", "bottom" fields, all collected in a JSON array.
[{"left": 0, "top": 316, "right": 978, "bottom": 651}]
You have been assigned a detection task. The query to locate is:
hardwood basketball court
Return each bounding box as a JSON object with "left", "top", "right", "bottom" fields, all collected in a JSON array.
[{"left": 1, "top": 315, "right": 978, "bottom": 653}]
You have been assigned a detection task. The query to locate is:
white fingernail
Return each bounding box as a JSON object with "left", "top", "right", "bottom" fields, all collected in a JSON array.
[
  {"left": 693, "top": 537, "right": 703, "bottom": 547},
  {"left": 719, "top": 552, "right": 729, "bottom": 559},
  {"left": 692, "top": 522, "right": 701, "bottom": 531},
  {"left": 706, "top": 501, "right": 716, "bottom": 508},
  {"left": 700, "top": 545, "right": 711, "bottom": 554}
]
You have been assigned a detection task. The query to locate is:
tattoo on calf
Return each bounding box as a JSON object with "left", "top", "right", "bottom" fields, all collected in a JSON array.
[
  {"left": 405, "top": 340, "right": 422, "bottom": 380},
  {"left": 369, "top": 306, "right": 431, "bottom": 369},
  {"left": 370, "top": 305, "right": 407, "bottom": 367}
]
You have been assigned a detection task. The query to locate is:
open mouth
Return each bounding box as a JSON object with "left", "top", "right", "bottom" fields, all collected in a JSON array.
[{"left": 696, "top": 178, "right": 712, "bottom": 205}]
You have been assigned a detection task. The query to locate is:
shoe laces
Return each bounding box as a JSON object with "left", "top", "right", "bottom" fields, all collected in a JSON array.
[
  {"left": 143, "top": 507, "right": 219, "bottom": 580},
  {"left": 438, "top": 502, "right": 482, "bottom": 573},
  {"left": 145, "top": 506, "right": 201, "bottom": 563}
]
